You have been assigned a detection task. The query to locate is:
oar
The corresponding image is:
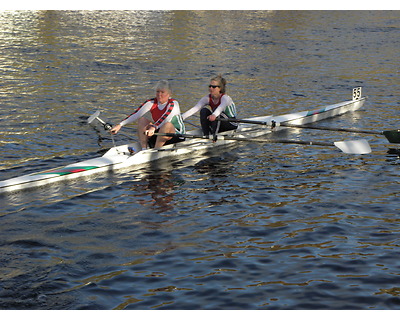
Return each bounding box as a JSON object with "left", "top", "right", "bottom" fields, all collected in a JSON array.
[
  {"left": 87, "top": 111, "right": 137, "bottom": 145},
  {"left": 153, "top": 133, "right": 371, "bottom": 154},
  {"left": 218, "top": 118, "right": 400, "bottom": 144},
  {"left": 87, "top": 110, "right": 113, "bottom": 130},
  {"left": 87, "top": 110, "right": 117, "bottom": 147},
  {"left": 382, "top": 130, "right": 400, "bottom": 144}
]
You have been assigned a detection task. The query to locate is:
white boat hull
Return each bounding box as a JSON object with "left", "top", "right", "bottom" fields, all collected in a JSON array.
[{"left": 0, "top": 94, "right": 366, "bottom": 193}]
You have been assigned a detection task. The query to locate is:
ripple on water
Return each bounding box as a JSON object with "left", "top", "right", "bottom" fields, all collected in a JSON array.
[{"left": 1, "top": 10, "right": 400, "bottom": 310}]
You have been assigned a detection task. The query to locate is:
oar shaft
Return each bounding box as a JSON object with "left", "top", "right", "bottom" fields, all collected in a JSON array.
[
  {"left": 277, "top": 122, "right": 382, "bottom": 135},
  {"left": 225, "top": 136, "right": 335, "bottom": 147},
  {"left": 94, "top": 116, "right": 113, "bottom": 130},
  {"left": 218, "top": 118, "right": 382, "bottom": 135},
  {"left": 154, "top": 132, "right": 326, "bottom": 146},
  {"left": 153, "top": 132, "right": 371, "bottom": 154}
]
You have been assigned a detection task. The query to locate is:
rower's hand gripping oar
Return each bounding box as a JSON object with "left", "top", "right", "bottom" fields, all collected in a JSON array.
[
  {"left": 153, "top": 133, "right": 371, "bottom": 154},
  {"left": 218, "top": 117, "right": 400, "bottom": 144}
]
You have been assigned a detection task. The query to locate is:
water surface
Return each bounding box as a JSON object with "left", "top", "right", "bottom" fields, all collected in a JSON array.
[{"left": 0, "top": 10, "right": 399, "bottom": 309}]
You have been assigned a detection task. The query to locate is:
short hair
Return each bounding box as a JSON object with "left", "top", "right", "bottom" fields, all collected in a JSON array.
[
  {"left": 154, "top": 80, "right": 172, "bottom": 94},
  {"left": 210, "top": 75, "right": 227, "bottom": 94}
]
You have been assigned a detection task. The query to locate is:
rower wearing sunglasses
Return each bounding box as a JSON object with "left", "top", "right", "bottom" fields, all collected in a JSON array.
[{"left": 182, "top": 75, "right": 238, "bottom": 137}]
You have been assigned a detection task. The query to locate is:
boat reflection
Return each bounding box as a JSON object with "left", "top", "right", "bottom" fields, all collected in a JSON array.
[
  {"left": 139, "top": 170, "right": 176, "bottom": 214},
  {"left": 130, "top": 158, "right": 185, "bottom": 214}
]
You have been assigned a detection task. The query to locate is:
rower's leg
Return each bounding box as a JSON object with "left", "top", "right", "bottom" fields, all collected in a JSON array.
[
  {"left": 155, "top": 122, "right": 175, "bottom": 148},
  {"left": 138, "top": 117, "right": 151, "bottom": 149},
  {"left": 210, "top": 117, "right": 221, "bottom": 136},
  {"left": 217, "top": 116, "right": 238, "bottom": 133},
  {"left": 200, "top": 108, "right": 212, "bottom": 135}
]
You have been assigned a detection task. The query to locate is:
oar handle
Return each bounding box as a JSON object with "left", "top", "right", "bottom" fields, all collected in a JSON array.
[{"left": 103, "top": 122, "right": 113, "bottom": 130}]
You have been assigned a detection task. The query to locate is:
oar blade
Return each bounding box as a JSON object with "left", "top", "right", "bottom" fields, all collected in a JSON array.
[
  {"left": 383, "top": 130, "right": 400, "bottom": 143},
  {"left": 87, "top": 110, "right": 101, "bottom": 124},
  {"left": 334, "top": 139, "right": 371, "bottom": 154}
]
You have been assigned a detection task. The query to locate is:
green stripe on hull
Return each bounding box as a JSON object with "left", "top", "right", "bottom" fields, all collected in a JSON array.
[
  {"left": 306, "top": 108, "right": 327, "bottom": 116},
  {"left": 36, "top": 166, "right": 99, "bottom": 176}
]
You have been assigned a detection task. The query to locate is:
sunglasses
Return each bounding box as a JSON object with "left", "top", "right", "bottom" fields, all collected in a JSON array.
[{"left": 209, "top": 85, "right": 220, "bottom": 88}]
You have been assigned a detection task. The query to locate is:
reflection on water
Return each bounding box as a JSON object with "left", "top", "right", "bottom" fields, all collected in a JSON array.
[
  {"left": 135, "top": 167, "right": 184, "bottom": 214},
  {"left": 0, "top": 10, "right": 399, "bottom": 310}
]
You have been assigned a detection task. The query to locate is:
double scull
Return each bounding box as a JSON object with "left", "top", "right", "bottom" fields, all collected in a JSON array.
[{"left": 0, "top": 87, "right": 370, "bottom": 193}]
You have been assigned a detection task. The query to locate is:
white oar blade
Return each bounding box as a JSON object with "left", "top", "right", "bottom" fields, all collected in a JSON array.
[
  {"left": 87, "top": 110, "right": 101, "bottom": 124},
  {"left": 334, "top": 139, "right": 371, "bottom": 154}
]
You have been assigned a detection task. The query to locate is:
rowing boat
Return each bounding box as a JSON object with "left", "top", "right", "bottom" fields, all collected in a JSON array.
[{"left": 0, "top": 87, "right": 367, "bottom": 193}]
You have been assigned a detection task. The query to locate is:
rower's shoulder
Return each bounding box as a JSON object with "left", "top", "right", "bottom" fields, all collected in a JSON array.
[{"left": 222, "top": 94, "right": 234, "bottom": 103}]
